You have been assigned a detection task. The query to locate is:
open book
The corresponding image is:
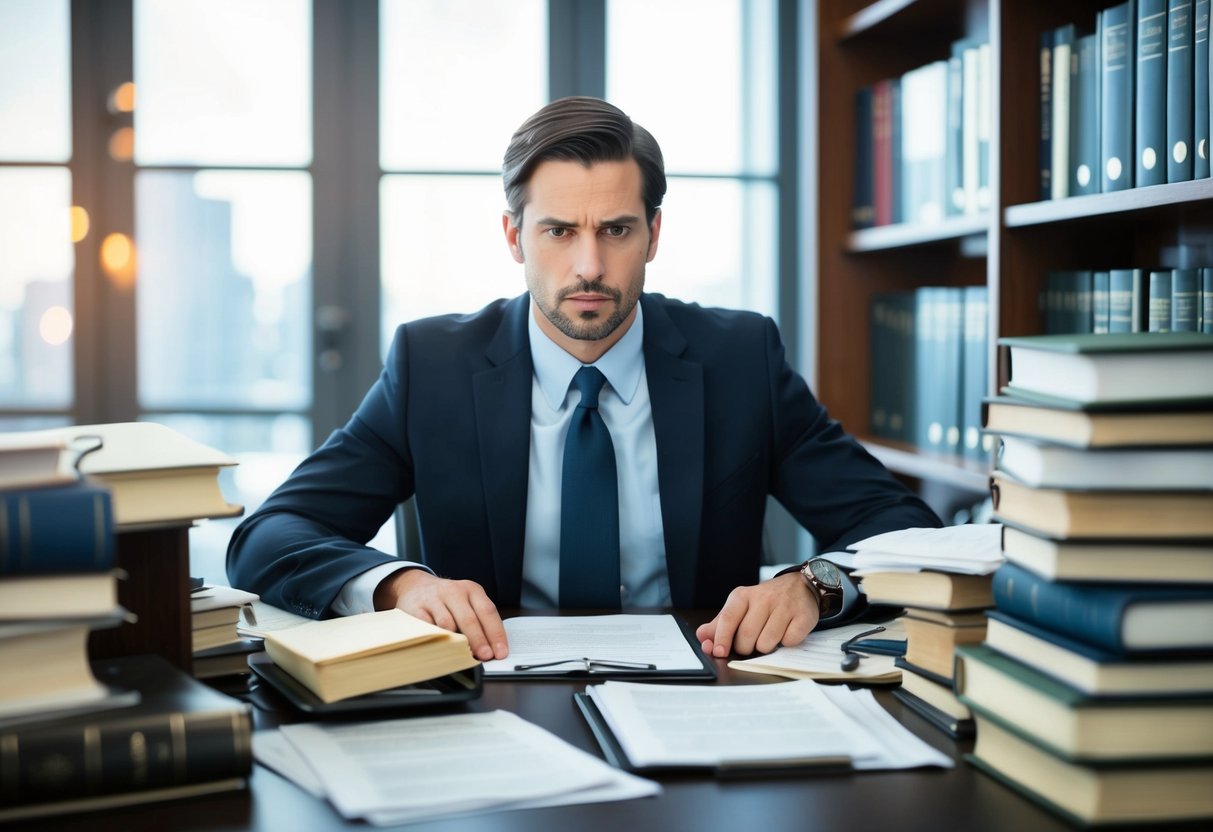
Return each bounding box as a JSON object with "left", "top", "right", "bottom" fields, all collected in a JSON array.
[{"left": 262, "top": 610, "right": 480, "bottom": 703}]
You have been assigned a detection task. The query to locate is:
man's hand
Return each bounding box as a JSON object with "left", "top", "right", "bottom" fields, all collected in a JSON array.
[
  {"left": 695, "top": 571, "right": 820, "bottom": 658},
  {"left": 374, "top": 568, "right": 509, "bottom": 662}
]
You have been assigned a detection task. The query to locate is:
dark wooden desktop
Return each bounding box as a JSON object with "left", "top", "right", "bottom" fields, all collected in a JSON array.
[{"left": 31, "top": 610, "right": 1148, "bottom": 832}]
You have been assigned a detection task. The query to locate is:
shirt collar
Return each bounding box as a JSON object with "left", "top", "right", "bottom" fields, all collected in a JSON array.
[{"left": 528, "top": 299, "right": 645, "bottom": 411}]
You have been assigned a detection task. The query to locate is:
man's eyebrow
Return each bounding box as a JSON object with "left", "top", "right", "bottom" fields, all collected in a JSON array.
[{"left": 532, "top": 215, "right": 643, "bottom": 228}]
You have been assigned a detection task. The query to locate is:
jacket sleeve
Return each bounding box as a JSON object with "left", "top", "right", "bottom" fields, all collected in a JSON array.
[
  {"left": 764, "top": 317, "right": 943, "bottom": 552},
  {"left": 225, "top": 326, "right": 416, "bottom": 618}
]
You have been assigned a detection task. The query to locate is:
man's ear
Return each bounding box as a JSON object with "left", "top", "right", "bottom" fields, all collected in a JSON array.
[
  {"left": 645, "top": 208, "right": 662, "bottom": 263},
  {"left": 503, "top": 211, "right": 525, "bottom": 263}
]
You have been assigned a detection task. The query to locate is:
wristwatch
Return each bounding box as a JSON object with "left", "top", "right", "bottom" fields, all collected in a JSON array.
[{"left": 799, "top": 558, "right": 844, "bottom": 617}]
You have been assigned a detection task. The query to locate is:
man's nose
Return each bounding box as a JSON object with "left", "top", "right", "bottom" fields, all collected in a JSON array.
[{"left": 574, "top": 235, "right": 605, "bottom": 281}]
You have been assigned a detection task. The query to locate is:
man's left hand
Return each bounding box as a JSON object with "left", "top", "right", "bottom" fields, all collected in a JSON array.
[{"left": 695, "top": 572, "right": 819, "bottom": 657}]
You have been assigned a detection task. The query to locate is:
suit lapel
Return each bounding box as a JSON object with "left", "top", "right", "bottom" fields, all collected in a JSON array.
[
  {"left": 472, "top": 296, "right": 532, "bottom": 606},
  {"left": 641, "top": 296, "right": 704, "bottom": 608}
]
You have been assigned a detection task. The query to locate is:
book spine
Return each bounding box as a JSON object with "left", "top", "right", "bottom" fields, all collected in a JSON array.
[
  {"left": 947, "top": 41, "right": 966, "bottom": 214},
  {"left": 1138, "top": 0, "right": 1170, "bottom": 185},
  {"left": 873, "top": 80, "right": 893, "bottom": 226},
  {"left": 1172, "top": 267, "right": 1200, "bottom": 329},
  {"left": 1072, "top": 33, "right": 1102, "bottom": 195},
  {"left": 853, "top": 86, "right": 875, "bottom": 229},
  {"left": 991, "top": 564, "right": 1129, "bottom": 654},
  {"left": 977, "top": 42, "right": 993, "bottom": 209},
  {"left": 963, "top": 44, "right": 981, "bottom": 212},
  {"left": 869, "top": 295, "right": 891, "bottom": 438},
  {"left": 1108, "top": 268, "right": 1136, "bottom": 331},
  {"left": 1040, "top": 29, "right": 1055, "bottom": 200},
  {"left": 1073, "top": 270, "right": 1095, "bottom": 332},
  {"left": 0, "top": 483, "right": 114, "bottom": 575},
  {"left": 1149, "top": 269, "right": 1174, "bottom": 330},
  {"left": 1197, "top": 0, "right": 1211, "bottom": 178},
  {"left": 1102, "top": 1, "right": 1137, "bottom": 191},
  {"left": 0, "top": 708, "right": 251, "bottom": 808},
  {"left": 1131, "top": 266, "right": 1148, "bottom": 330},
  {"left": 1052, "top": 25, "right": 1076, "bottom": 199},
  {"left": 1092, "top": 270, "right": 1112, "bottom": 332},
  {"left": 961, "top": 286, "right": 989, "bottom": 462},
  {"left": 1203, "top": 267, "right": 1213, "bottom": 331},
  {"left": 1168, "top": 0, "right": 1196, "bottom": 182},
  {"left": 891, "top": 77, "right": 904, "bottom": 223}
]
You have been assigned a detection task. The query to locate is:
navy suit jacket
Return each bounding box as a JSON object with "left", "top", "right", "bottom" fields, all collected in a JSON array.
[{"left": 227, "top": 293, "right": 940, "bottom": 618}]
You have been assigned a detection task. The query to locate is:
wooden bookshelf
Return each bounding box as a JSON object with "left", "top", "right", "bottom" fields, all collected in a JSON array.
[{"left": 813, "top": 0, "right": 1213, "bottom": 493}]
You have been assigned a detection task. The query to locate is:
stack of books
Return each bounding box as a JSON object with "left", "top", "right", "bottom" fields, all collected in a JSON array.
[
  {"left": 848, "top": 525, "right": 1003, "bottom": 739},
  {"left": 963, "top": 331, "right": 1213, "bottom": 826},
  {"left": 0, "top": 431, "right": 254, "bottom": 821},
  {"left": 190, "top": 583, "right": 262, "bottom": 680},
  {"left": 0, "top": 434, "right": 129, "bottom": 726}
]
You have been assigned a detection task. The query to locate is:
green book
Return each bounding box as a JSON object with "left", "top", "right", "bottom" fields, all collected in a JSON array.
[
  {"left": 955, "top": 644, "right": 1213, "bottom": 763},
  {"left": 999, "top": 331, "right": 1213, "bottom": 405}
]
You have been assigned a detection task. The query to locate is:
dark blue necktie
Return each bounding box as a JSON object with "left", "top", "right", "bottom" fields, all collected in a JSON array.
[{"left": 559, "top": 366, "right": 621, "bottom": 609}]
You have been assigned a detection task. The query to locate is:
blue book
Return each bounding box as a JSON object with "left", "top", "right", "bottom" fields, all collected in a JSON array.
[
  {"left": 1196, "top": 0, "right": 1211, "bottom": 178},
  {"left": 1092, "top": 271, "right": 1111, "bottom": 332},
  {"left": 1203, "top": 267, "right": 1213, "bottom": 332},
  {"left": 1039, "top": 28, "right": 1056, "bottom": 200},
  {"left": 1108, "top": 267, "right": 1146, "bottom": 331},
  {"left": 1137, "top": 0, "right": 1170, "bottom": 186},
  {"left": 1149, "top": 269, "right": 1174, "bottom": 330},
  {"left": 1070, "top": 32, "right": 1102, "bottom": 195},
  {"left": 992, "top": 562, "right": 1213, "bottom": 656},
  {"left": 852, "top": 87, "right": 875, "bottom": 229},
  {"left": 960, "top": 286, "right": 990, "bottom": 461},
  {"left": 1172, "top": 267, "right": 1201, "bottom": 329},
  {"left": 1167, "top": 0, "right": 1196, "bottom": 182},
  {"left": 986, "top": 610, "right": 1213, "bottom": 698},
  {"left": 1101, "top": 1, "right": 1138, "bottom": 191},
  {"left": 0, "top": 480, "right": 114, "bottom": 576}
]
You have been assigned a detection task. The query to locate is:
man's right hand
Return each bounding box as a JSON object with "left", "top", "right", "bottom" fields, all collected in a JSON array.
[{"left": 373, "top": 568, "right": 509, "bottom": 662}]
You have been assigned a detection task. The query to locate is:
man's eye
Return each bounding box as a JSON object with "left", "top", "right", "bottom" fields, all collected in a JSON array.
[
  {"left": 603, "top": 226, "right": 627, "bottom": 238},
  {"left": 547, "top": 227, "right": 569, "bottom": 238}
]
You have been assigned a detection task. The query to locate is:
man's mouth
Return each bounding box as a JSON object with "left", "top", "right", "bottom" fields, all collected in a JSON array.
[{"left": 564, "top": 293, "right": 613, "bottom": 313}]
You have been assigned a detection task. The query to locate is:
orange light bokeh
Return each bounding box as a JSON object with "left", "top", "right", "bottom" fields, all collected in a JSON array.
[
  {"left": 100, "top": 232, "right": 137, "bottom": 289},
  {"left": 70, "top": 206, "right": 90, "bottom": 243},
  {"left": 110, "top": 82, "right": 136, "bottom": 113},
  {"left": 109, "top": 127, "right": 135, "bottom": 162}
]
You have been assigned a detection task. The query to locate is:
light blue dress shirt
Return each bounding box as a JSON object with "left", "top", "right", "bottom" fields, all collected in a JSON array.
[{"left": 333, "top": 302, "right": 670, "bottom": 614}]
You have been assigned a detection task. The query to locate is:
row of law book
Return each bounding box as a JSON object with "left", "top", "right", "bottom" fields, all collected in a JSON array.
[
  {"left": 959, "top": 330, "right": 1213, "bottom": 826},
  {"left": 1041, "top": 266, "right": 1213, "bottom": 334},
  {"left": 848, "top": 525, "right": 1003, "bottom": 740},
  {"left": 0, "top": 423, "right": 253, "bottom": 821},
  {"left": 1039, "top": 0, "right": 1212, "bottom": 201},
  {"left": 869, "top": 286, "right": 992, "bottom": 461},
  {"left": 852, "top": 38, "right": 991, "bottom": 230}
]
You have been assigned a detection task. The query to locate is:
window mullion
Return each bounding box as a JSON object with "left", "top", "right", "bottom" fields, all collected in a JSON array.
[{"left": 548, "top": 0, "right": 606, "bottom": 100}]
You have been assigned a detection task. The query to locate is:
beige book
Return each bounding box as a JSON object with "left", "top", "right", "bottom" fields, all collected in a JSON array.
[
  {"left": 263, "top": 609, "right": 479, "bottom": 703},
  {"left": 28, "top": 422, "right": 243, "bottom": 529},
  {"left": 859, "top": 570, "right": 993, "bottom": 611},
  {"left": 902, "top": 615, "right": 987, "bottom": 679}
]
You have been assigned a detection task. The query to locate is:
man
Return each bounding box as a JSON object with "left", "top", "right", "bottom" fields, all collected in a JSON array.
[{"left": 227, "top": 97, "right": 940, "bottom": 663}]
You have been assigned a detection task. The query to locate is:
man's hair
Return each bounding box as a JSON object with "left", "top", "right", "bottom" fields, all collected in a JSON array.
[{"left": 502, "top": 96, "right": 667, "bottom": 225}]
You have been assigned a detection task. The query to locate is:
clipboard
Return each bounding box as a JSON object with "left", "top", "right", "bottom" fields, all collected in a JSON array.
[
  {"left": 573, "top": 692, "right": 850, "bottom": 777},
  {"left": 484, "top": 615, "right": 716, "bottom": 681}
]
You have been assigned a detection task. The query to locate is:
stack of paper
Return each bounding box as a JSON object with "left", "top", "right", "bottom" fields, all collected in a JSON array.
[
  {"left": 254, "top": 710, "right": 658, "bottom": 825},
  {"left": 848, "top": 524, "right": 1004, "bottom": 575},
  {"left": 728, "top": 620, "right": 906, "bottom": 684}
]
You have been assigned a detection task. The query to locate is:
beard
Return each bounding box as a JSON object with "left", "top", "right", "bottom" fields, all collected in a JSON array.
[{"left": 530, "top": 273, "right": 644, "bottom": 342}]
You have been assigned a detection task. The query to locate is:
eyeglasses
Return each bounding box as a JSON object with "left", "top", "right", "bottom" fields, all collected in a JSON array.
[
  {"left": 839, "top": 625, "right": 887, "bottom": 672},
  {"left": 512, "top": 657, "right": 657, "bottom": 673}
]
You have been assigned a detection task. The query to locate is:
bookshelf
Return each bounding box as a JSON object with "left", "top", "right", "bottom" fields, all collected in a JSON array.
[{"left": 813, "top": 0, "right": 1213, "bottom": 492}]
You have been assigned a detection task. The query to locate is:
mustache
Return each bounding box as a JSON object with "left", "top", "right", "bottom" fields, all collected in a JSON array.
[{"left": 557, "top": 279, "right": 622, "bottom": 303}]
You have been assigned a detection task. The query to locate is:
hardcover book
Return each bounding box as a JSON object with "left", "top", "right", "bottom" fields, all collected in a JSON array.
[
  {"left": 263, "top": 609, "right": 479, "bottom": 703},
  {"left": 1196, "top": 0, "right": 1211, "bottom": 177},
  {"left": 1167, "top": 0, "right": 1195, "bottom": 182},
  {"left": 990, "top": 470, "right": 1213, "bottom": 539},
  {"left": 1070, "top": 32, "right": 1101, "bottom": 195},
  {"left": 995, "top": 433, "right": 1213, "bottom": 489},
  {"left": 981, "top": 393, "right": 1213, "bottom": 447},
  {"left": 967, "top": 714, "right": 1213, "bottom": 826},
  {"left": 999, "top": 331, "right": 1213, "bottom": 404},
  {"left": 0, "top": 480, "right": 114, "bottom": 575},
  {"left": 1001, "top": 522, "right": 1213, "bottom": 583},
  {"left": 985, "top": 610, "right": 1213, "bottom": 697},
  {"left": 991, "top": 561, "right": 1213, "bottom": 654},
  {"left": 956, "top": 644, "right": 1213, "bottom": 760},
  {"left": 858, "top": 570, "right": 993, "bottom": 612},
  {"left": 0, "top": 654, "right": 251, "bottom": 822},
  {"left": 1100, "top": 0, "right": 1137, "bottom": 191},
  {"left": 1137, "top": 0, "right": 1170, "bottom": 186}
]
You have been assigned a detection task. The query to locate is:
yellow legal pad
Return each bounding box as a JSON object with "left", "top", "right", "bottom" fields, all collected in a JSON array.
[{"left": 263, "top": 609, "right": 479, "bottom": 703}]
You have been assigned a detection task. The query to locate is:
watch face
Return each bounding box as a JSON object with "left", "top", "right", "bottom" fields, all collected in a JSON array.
[{"left": 808, "top": 558, "right": 842, "bottom": 589}]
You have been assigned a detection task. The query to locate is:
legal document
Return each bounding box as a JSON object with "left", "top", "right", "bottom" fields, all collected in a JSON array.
[
  {"left": 255, "top": 710, "right": 658, "bottom": 825},
  {"left": 482, "top": 614, "right": 707, "bottom": 675},
  {"left": 728, "top": 619, "right": 906, "bottom": 683}
]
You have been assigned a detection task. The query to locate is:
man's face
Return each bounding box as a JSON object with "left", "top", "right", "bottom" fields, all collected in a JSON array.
[{"left": 504, "top": 159, "right": 661, "bottom": 359}]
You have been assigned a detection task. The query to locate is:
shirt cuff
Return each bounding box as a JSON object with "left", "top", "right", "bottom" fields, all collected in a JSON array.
[{"left": 332, "top": 561, "right": 433, "bottom": 616}]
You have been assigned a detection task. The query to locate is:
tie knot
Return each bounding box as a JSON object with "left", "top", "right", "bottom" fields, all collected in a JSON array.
[{"left": 572, "top": 366, "right": 607, "bottom": 409}]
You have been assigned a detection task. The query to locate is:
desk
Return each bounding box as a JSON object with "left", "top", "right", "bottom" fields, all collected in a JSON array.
[{"left": 22, "top": 611, "right": 1171, "bottom": 832}]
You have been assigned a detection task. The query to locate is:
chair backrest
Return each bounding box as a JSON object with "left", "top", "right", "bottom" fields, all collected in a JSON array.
[{"left": 393, "top": 496, "right": 422, "bottom": 562}]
